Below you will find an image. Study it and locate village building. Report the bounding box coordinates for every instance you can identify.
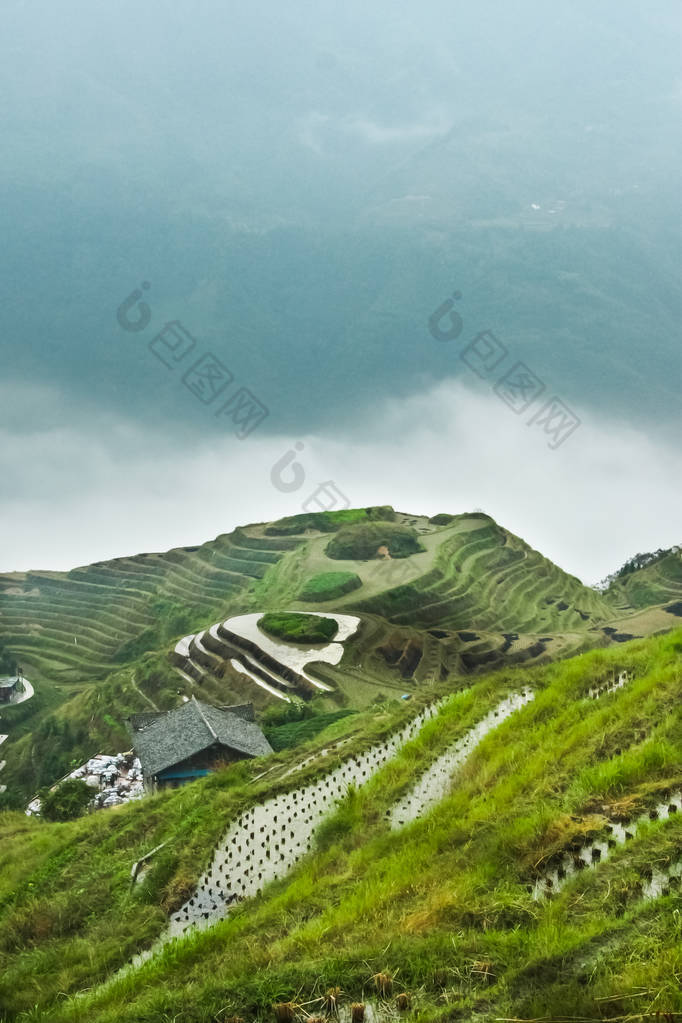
[0,677,21,704]
[128,697,273,791]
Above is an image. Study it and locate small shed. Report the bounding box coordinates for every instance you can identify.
[0,678,20,704]
[128,697,273,791]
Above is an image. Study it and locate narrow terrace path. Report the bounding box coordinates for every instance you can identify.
[130,675,159,712]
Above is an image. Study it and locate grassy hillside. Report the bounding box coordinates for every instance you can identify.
[0,629,679,1021]
[606,547,682,612]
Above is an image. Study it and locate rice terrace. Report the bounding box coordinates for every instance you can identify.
[0,506,681,1021]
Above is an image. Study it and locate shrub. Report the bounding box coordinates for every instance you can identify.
[429,513,455,525]
[0,642,16,676]
[41,779,93,822]
[365,505,396,521]
[326,523,424,561]
[259,612,339,644]
[299,571,363,602]
[265,506,395,536]
[260,698,311,728]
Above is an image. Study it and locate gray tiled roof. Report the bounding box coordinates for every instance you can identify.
[129,698,272,778]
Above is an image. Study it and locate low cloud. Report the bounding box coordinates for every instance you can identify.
[340,110,451,145]
[297,107,450,155]
[0,379,679,584]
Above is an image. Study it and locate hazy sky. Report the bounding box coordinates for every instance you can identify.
[1,1,680,582]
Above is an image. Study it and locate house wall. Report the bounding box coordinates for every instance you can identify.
[152,744,250,791]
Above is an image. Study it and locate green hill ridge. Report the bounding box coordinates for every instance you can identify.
[0,509,679,804]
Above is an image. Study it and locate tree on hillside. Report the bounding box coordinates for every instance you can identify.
[41,779,93,822]
[0,643,16,676]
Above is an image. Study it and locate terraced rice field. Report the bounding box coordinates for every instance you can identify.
[127,647,677,987]
[0,529,301,682]
[350,517,614,634]
[389,689,535,827]
[144,693,457,950]
[532,787,682,900]
[1,509,679,809]
[0,626,680,1022]
[1,511,675,703]
[173,611,360,703]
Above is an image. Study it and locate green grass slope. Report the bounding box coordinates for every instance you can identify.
[0,629,679,1021]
